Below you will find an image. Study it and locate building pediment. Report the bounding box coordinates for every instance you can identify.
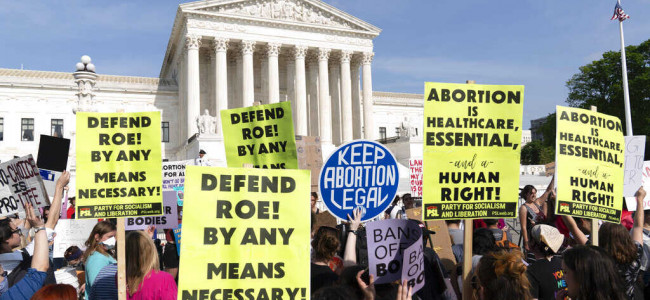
[180,0,380,35]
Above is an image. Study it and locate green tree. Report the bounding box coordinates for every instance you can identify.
[566,39,650,150]
[521,140,543,165]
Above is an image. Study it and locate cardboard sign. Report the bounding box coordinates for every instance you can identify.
[0,155,49,217]
[221,102,298,169]
[555,106,625,222]
[37,135,70,172]
[296,136,323,191]
[366,219,424,291]
[75,112,163,219]
[545,162,556,177]
[623,136,646,197]
[319,140,399,221]
[423,82,524,220]
[405,208,457,273]
[625,160,650,211]
[177,166,311,299]
[409,159,423,198]
[53,219,98,258]
[125,191,178,230]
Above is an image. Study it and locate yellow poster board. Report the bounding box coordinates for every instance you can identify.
[423,82,524,220]
[178,166,311,299]
[555,106,625,223]
[75,112,163,218]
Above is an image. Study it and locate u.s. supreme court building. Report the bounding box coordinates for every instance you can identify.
[0,0,425,192]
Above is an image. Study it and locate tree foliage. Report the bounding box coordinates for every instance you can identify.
[566,39,650,146]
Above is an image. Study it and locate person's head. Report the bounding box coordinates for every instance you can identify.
[64,245,84,266]
[562,245,626,300]
[519,185,537,203]
[199,149,206,158]
[311,192,318,208]
[68,197,76,207]
[530,225,563,257]
[392,195,400,206]
[483,219,499,228]
[31,284,77,300]
[599,222,638,265]
[312,285,355,300]
[402,193,414,209]
[445,219,461,227]
[312,226,340,263]
[0,218,23,250]
[477,250,532,300]
[473,228,497,256]
[126,231,160,295]
[84,220,117,260]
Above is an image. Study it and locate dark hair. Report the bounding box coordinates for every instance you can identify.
[445,220,461,225]
[392,195,400,206]
[64,246,83,261]
[312,285,355,300]
[473,228,497,256]
[311,192,318,200]
[338,265,366,299]
[599,222,638,265]
[312,226,340,262]
[311,212,316,231]
[562,245,626,300]
[478,250,532,300]
[484,219,499,227]
[31,284,77,300]
[519,185,536,200]
[0,218,14,244]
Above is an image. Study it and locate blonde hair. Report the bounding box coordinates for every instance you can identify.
[126,231,160,295]
[83,221,116,261]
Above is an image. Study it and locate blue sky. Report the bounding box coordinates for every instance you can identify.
[1,0,649,128]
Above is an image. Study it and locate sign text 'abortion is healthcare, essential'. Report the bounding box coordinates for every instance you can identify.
[319,140,399,221]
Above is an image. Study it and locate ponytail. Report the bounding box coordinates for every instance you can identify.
[478,250,532,300]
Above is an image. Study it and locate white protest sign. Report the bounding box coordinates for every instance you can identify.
[624,136,646,197]
[162,160,188,192]
[53,219,98,258]
[626,161,650,211]
[409,159,423,198]
[0,155,49,217]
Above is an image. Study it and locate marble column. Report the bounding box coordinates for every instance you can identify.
[293,46,308,135]
[267,43,281,104]
[329,60,341,145]
[241,40,256,107]
[339,50,353,143]
[235,53,243,107]
[318,48,332,143]
[351,60,362,140]
[185,34,201,138]
[286,58,296,126]
[362,52,375,140]
[307,55,319,136]
[213,38,229,135]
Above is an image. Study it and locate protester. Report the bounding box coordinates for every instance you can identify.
[65,197,76,219]
[562,187,645,299]
[559,245,626,300]
[476,250,532,300]
[311,226,340,294]
[519,176,554,251]
[471,228,498,270]
[83,220,117,299]
[0,171,68,289]
[343,208,362,267]
[0,203,50,300]
[311,192,320,214]
[525,225,565,300]
[126,230,177,299]
[194,149,209,166]
[31,284,77,300]
[484,219,512,246]
[445,220,463,245]
[385,195,402,219]
[54,246,84,295]
[161,229,179,281]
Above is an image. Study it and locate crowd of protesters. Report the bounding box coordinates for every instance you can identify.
[0,165,648,300]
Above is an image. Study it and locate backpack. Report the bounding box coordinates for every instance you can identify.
[495,230,519,250]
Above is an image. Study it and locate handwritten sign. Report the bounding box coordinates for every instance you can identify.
[409,159,423,198]
[0,155,49,217]
[53,219,98,258]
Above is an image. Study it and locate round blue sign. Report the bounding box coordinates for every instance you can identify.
[319,140,399,221]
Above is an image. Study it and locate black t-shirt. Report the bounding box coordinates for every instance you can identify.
[311,263,338,294]
[526,256,566,300]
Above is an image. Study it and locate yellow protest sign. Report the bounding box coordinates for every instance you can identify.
[423,82,524,220]
[221,102,298,169]
[555,106,625,223]
[178,166,311,299]
[76,112,163,218]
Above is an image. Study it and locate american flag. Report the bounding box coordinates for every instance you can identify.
[611,3,630,21]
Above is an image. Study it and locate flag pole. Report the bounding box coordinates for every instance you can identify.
[617,0,633,136]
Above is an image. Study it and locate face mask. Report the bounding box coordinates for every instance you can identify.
[101,237,116,249]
